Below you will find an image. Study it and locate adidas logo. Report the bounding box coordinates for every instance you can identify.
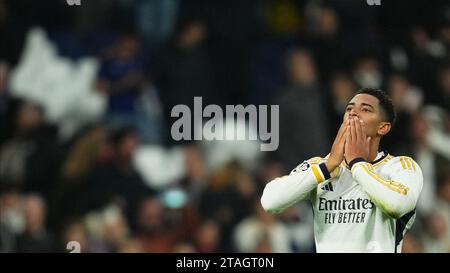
[321,183,334,192]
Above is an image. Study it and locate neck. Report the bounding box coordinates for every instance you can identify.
[367,137,381,162]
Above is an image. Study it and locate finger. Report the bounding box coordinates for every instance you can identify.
[343,115,349,126]
[344,119,351,143]
[359,119,367,139]
[336,123,345,140]
[360,120,368,146]
[345,126,350,148]
[337,123,346,143]
[346,117,351,131]
[337,118,348,137]
[344,128,350,160]
[354,117,363,142]
[340,126,348,146]
[336,119,349,144]
[350,119,356,143]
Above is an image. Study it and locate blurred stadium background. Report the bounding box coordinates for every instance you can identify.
[0,0,449,253]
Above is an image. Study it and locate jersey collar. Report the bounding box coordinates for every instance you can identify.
[342,151,390,169]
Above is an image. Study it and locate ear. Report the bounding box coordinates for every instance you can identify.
[377,122,391,136]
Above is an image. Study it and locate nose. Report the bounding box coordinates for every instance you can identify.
[349,108,359,118]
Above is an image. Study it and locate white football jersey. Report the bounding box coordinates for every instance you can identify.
[261,151,423,253]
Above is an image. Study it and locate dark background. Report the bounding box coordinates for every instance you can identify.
[0,0,449,253]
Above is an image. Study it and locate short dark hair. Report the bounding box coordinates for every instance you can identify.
[356,88,396,126]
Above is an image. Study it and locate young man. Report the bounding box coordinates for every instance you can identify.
[261,88,423,253]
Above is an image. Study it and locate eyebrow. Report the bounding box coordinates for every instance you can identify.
[346,102,375,110]
[361,103,375,110]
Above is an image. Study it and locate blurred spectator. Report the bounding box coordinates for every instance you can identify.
[135,196,197,252]
[117,239,143,253]
[50,124,111,230]
[402,233,424,253]
[83,203,131,253]
[0,61,11,144]
[408,27,442,101]
[60,220,88,253]
[263,0,302,37]
[61,124,110,182]
[254,159,285,195]
[388,75,423,114]
[102,205,130,245]
[0,0,29,66]
[273,48,330,170]
[419,210,450,252]
[435,64,450,110]
[305,6,347,81]
[422,106,450,160]
[179,145,208,203]
[352,55,383,89]
[135,0,180,48]
[409,112,436,215]
[153,17,211,145]
[383,74,423,154]
[326,72,356,133]
[0,191,23,246]
[79,126,155,230]
[73,0,118,35]
[0,220,16,252]
[278,203,315,253]
[233,198,291,253]
[428,167,450,252]
[135,197,167,251]
[98,33,161,143]
[193,219,221,253]
[171,242,196,253]
[407,111,450,215]
[199,161,257,252]
[437,22,450,56]
[98,33,144,115]
[0,102,40,191]
[328,0,379,55]
[0,192,17,253]
[0,100,61,200]
[16,194,56,252]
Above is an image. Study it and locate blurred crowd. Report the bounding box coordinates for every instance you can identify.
[0,0,450,253]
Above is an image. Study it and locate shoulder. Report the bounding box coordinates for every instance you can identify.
[381,155,424,193]
[385,155,421,172]
[307,156,325,164]
[290,156,325,174]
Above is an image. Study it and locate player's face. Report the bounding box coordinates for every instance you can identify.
[344,94,390,137]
